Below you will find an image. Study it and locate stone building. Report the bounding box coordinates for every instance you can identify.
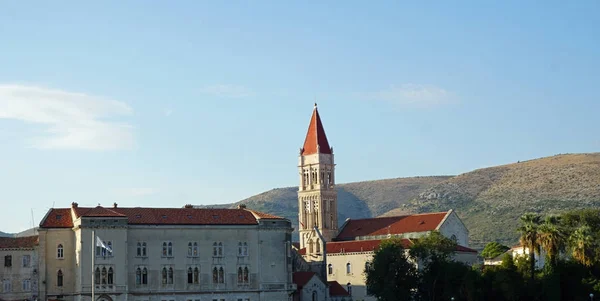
[291,272,349,301]
[37,203,295,301]
[295,105,478,301]
[0,235,40,301]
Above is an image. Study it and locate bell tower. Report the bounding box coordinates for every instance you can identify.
[298,103,338,260]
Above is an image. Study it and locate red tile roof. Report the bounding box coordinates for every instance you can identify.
[0,236,39,249]
[293,271,317,288]
[335,211,449,241]
[301,104,332,155]
[39,208,73,228]
[328,281,350,296]
[40,206,284,228]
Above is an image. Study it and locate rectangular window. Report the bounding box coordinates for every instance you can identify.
[3,280,11,292]
[4,255,11,267]
[238,242,248,257]
[22,279,30,291]
[213,242,223,257]
[22,255,30,267]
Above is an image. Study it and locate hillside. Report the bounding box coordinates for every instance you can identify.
[0,231,13,237]
[230,153,600,248]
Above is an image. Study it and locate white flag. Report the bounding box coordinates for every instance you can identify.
[96,236,113,253]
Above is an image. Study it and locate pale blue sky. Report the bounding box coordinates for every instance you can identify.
[1,1,599,233]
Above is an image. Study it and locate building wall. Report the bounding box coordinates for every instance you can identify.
[40,228,76,301]
[40,215,294,301]
[325,252,379,301]
[0,247,39,301]
[511,247,546,269]
[437,211,469,247]
[296,276,328,301]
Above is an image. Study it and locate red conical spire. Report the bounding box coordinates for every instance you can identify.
[301,103,332,155]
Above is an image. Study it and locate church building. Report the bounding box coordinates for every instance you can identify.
[295,104,478,301]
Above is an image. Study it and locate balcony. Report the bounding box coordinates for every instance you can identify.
[81,285,127,293]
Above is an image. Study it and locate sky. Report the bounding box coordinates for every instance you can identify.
[0,1,599,233]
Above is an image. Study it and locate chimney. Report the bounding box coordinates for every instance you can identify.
[238,204,247,209]
[184,204,193,209]
[113,202,118,208]
[71,202,78,208]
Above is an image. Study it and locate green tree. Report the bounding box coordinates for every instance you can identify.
[538,215,566,269]
[481,242,510,259]
[365,238,418,301]
[409,230,457,263]
[569,225,595,267]
[517,212,541,280]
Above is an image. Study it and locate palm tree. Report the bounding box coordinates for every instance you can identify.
[538,215,566,269]
[569,225,595,267]
[517,213,541,280]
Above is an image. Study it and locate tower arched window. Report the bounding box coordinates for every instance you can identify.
[107,267,113,284]
[168,267,173,284]
[135,268,141,285]
[101,267,107,284]
[308,239,313,254]
[218,267,224,283]
[57,270,63,287]
[316,239,321,253]
[187,267,193,284]
[193,267,199,284]
[95,267,101,284]
[142,268,148,284]
[57,244,64,259]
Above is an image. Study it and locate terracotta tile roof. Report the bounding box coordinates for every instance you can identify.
[39,208,73,228]
[0,235,39,249]
[40,206,283,228]
[246,209,284,219]
[328,281,350,296]
[75,206,127,217]
[293,271,317,288]
[335,211,449,241]
[301,105,332,155]
[298,247,306,255]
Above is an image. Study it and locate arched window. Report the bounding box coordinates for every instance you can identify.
[237,267,243,283]
[212,267,218,283]
[136,243,142,256]
[101,267,107,284]
[188,242,193,256]
[162,267,167,284]
[193,267,199,284]
[218,242,223,256]
[328,264,333,275]
[107,267,113,284]
[135,268,141,285]
[168,267,173,284]
[451,234,457,242]
[213,242,223,257]
[162,242,168,257]
[347,283,352,295]
[312,291,318,301]
[187,267,193,284]
[316,239,321,253]
[141,242,147,257]
[243,267,249,283]
[142,268,148,284]
[95,267,101,284]
[346,263,352,274]
[57,270,63,287]
[218,267,224,283]
[193,242,198,257]
[167,242,173,257]
[57,244,64,259]
[308,240,313,254]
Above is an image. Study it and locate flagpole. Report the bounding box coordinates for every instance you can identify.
[92,229,95,301]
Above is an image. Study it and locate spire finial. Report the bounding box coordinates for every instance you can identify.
[314,102,317,109]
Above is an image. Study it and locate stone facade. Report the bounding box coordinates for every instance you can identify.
[38,204,295,301]
[0,236,39,301]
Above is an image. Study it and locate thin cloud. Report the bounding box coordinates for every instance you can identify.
[368,84,455,108]
[0,84,135,150]
[164,108,174,117]
[198,84,253,98]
